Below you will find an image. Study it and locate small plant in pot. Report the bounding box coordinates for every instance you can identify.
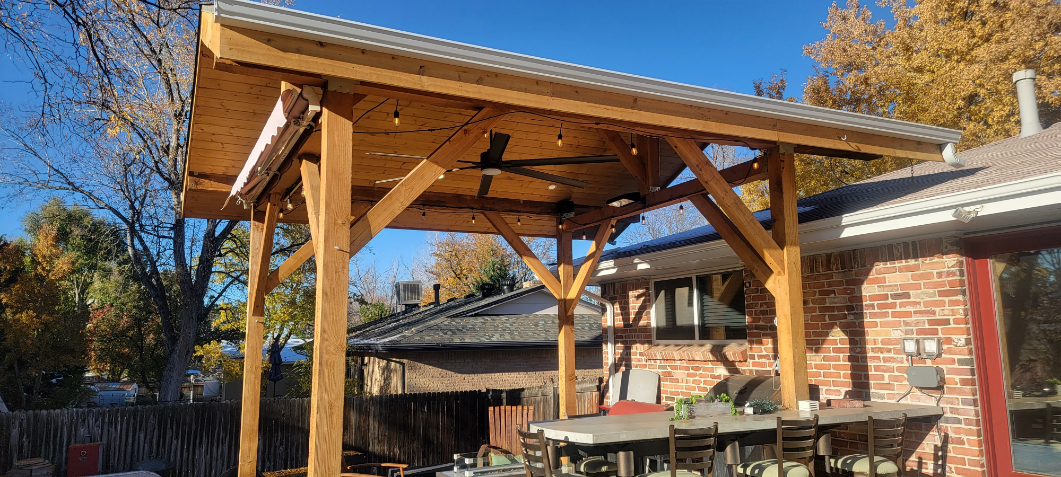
[1047,378,1061,395]
[744,399,780,415]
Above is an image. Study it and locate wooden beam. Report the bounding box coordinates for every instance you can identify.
[766,145,810,409]
[717,272,743,307]
[238,192,280,477]
[640,136,661,191]
[347,107,505,254]
[209,24,947,162]
[307,89,356,477]
[556,221,576,419]
[598,129,648,192]
[566,157,766,231]
[568,218,615,301]
[688,194,775,288]
[300,156,323,250]
[668,138,785,274]
[483,210,562,297]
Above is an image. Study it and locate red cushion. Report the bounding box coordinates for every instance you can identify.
[607,400,667,415]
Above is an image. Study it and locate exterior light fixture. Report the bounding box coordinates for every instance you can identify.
[482,167,502,176]
[678,203,685,215]
[392,99,400,127]
[547,184,557,190]
[557,123,563,147]
[516,215,521,227]
[630,134,638,156]
[752,160,760,170]
[920,338,942,359]
[952,206,982,223]
[471,213,476,225]
[902,338,919,357]
[285,198,294,210]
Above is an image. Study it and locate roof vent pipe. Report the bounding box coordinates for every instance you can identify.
[432,283,441,306]
[1013,69,1043,137]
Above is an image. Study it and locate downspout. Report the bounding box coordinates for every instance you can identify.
[581,290,616,378]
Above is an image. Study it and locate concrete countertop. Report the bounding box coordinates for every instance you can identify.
[530,401,943,445]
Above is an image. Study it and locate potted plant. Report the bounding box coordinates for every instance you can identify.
[1047,378,1061,396]
[744,399,780,415]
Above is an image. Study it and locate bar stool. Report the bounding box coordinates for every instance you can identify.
[827,414,907,477]
[632,423,719,477]
[737,415,819,477]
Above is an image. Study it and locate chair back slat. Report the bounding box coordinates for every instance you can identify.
[669,424,718,477]
[867,413,908,476]
[517,427,554,477]
[775,415,819,469]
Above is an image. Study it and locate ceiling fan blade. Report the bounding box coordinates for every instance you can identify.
[476,174,493,197]
[486,132,511,161]
[502,155,620,167]
[506,167,588,188]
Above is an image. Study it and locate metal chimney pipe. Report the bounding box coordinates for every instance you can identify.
[1013,69,1043,137]
[432,283,441,305]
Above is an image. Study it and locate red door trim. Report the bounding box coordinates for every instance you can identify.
[965,225,1061,477]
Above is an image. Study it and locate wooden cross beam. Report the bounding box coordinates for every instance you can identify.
[483,211,561,297]
[564,158,766,232]
[597,129,648,193]
[237,192,280,477]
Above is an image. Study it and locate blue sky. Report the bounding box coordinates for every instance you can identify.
[0,0,873,272]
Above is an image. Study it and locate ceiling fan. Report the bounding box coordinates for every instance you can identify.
[456,132,620,197]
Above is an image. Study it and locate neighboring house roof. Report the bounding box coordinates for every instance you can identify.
[221,337,307,362]
[348,285,603,352]
[94,382,138,392]
[591,122,1061,281]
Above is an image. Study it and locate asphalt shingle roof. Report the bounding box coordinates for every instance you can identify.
[596,123,1061,263]
[347,285,603,352]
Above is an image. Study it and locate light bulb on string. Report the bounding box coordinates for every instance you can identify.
[421,208,426,220]
[285,198,293,210]
[471,213,476,225]
[392,99,400,127]
[557,123,563,147]
[630,133,638,156]
[517,215,522,227]
[640,214,646,225]
[752,160,760,170]
[611,224,616,234]
[678,203,685,215]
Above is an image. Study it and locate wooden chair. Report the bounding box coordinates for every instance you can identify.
[518,427,561,477]
[636,423,719,477]
[827,414,907,477]
[738,415,819,477]
[341,463,408,477]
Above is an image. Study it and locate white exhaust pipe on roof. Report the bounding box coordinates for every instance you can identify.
[1013,69,1043,138]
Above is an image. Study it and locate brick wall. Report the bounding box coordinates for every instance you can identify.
[358,347,604,394]
[600,236,985,476]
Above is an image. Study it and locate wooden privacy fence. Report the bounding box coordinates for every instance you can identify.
[487,406,534,454]
[0,391,492,477]
[489,379,602,421]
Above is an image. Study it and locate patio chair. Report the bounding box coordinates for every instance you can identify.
[636,423,719,477]
[517,427,576,477]
[600,370,661,413]
[827,414,907,477]
[737,415,819,477]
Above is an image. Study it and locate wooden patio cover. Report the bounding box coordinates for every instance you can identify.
[184,1,963,476]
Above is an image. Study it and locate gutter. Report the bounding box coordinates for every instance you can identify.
[210,0,961,146]
[580,290,616,379]
[348,339,604,353]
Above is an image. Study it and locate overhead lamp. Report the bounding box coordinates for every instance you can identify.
[752,160,760,170]
[517,215,522,227]
[285,198,293,210]
[640,214,646,225]
[678,203,684,215]
[629,134,638,156]
[606,192,642,208]
[471,213,476,224]
[482,167,502,176]
[547,184,557,190]
[557,123,564,147]
[393,99,400,127]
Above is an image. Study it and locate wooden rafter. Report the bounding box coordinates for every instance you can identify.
[688,194,774,288]
[483,210,561,297]
[346,107,506,255]
[568,218,615,301]
[639,135,661,191]
[300,156,323,251]
[598,129,648,191]
[349,186,587,217]
[565,157,766,232]
[238,192,280,477]
[667,138,785,275]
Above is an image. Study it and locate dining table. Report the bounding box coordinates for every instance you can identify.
[529,401,944,477]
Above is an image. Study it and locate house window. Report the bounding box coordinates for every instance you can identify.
[652,271,747,343]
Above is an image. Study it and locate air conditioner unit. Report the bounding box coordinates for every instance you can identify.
[394,281,423,305]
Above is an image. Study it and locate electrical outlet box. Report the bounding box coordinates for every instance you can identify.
[907,366,945,388]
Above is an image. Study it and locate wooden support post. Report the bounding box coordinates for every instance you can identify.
[639,136,660,191]
[556,221,576,419]
[767,145,810,409]
[237,192,280,477]
[307,89,356,477]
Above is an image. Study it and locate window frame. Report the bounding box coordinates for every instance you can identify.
[649,269,747,345]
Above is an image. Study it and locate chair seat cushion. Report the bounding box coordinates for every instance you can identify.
[578,458,618,474]
[829,454,900,475]
[608,400,668,415]
[736,460,810,477]
[635,470,702,477]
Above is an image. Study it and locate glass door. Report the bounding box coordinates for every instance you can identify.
[990,248,1061,476]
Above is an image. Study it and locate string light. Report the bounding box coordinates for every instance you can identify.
[630,133,638,156]
[582,232,587,240]
[517,215,522,227]
[640,214,646,225]
[485,129,490,139]
[285,198,293,210]
[557,123,563,147]
[392,99,400,127]
[471,212,476,224]
[278,211,284,219]
[611,224,616,234]
[678,203,685,215]
[438,173,445,180]
[421,207,426,220]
